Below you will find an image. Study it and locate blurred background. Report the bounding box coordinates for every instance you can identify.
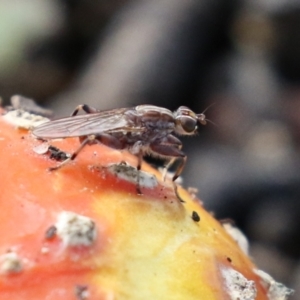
[1,0,300,295]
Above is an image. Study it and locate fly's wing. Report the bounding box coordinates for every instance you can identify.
[32,107,143,139]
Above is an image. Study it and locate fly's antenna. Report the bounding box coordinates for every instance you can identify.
[197,103,217,127]
[205,118,217,127]
[202,102,215,114]
[197,113,207,125]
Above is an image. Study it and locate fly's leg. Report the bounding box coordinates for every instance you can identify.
[136,152,143,195]
[162,153,182,182]
[151,144,186,183]
[158,135,183,181]
[149,141,186,201]
[71,104,98,116]
[99,136,143,195]
[49,133,123,171]
[152,146,186,182]
[49,135,96,171]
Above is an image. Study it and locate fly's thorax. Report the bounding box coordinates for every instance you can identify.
[135,105,173,117]
[134,105,175,132]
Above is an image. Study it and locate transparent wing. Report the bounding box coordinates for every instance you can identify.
[33,107,143,138]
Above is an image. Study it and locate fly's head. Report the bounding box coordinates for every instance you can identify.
[174,106,207,135]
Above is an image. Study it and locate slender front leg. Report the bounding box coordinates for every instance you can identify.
[152,135,183,181]
[162,152,182,182]
[150,142,186,201]
[150,143,186,182]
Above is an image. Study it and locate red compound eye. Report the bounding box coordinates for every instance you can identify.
[180,115,197,133]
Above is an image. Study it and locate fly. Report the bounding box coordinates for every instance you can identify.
[32,104,207,194]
